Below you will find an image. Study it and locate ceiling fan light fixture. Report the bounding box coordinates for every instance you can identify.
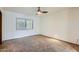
[36,7,48,15]
[37,11,42,15]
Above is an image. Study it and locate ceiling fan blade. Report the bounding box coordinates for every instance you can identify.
[42,11,48,13]
[37,7,41,11]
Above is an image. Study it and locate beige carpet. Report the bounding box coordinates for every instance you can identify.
[0,35,79,52]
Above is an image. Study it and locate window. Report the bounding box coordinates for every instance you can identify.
[16,18,33,30]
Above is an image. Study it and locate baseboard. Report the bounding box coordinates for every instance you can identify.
[40,34,79,45]
[3,34,79,46]
[3,34,40,41]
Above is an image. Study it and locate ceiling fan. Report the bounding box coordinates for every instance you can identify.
[36,7,48,15]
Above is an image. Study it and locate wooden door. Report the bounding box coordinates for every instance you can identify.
[0,11,2,44]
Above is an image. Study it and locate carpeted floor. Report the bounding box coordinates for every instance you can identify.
[0,35,79,52]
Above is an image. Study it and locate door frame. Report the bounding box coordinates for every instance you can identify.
[0,10,2,44]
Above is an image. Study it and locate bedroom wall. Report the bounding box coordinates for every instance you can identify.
[40,8,79,44]
[2,10,40,40]
[67,8,79,44]
[40,9,68,41]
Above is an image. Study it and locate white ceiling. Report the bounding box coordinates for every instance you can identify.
[2,7,69,15]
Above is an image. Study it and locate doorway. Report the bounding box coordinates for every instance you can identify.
[0,11,2,44]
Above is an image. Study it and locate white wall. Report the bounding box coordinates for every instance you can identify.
[40,8,79,44]
[2,10,40,40]
[40,9,68,41]
[67,8,79,44]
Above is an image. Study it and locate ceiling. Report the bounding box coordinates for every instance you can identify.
[2,7,69,15]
